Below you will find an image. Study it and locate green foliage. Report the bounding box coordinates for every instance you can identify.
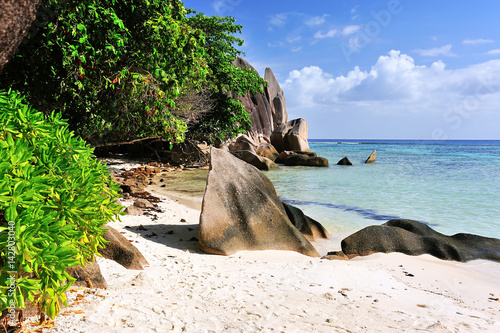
[0,1,267,146]
[186,14,267,145]
[0,89,122,319]
[0,0,207,145]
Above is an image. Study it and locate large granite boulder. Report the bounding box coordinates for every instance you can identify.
[255,142,279,161]
[271,118,311,153]
[264,67,288,128]
[341,219,500,262]
[275,151,317,163]
[228,134,258,153]
[283,153,329,167]
[231,150,279,170]
[99,225,149,270]
[199,148,320,257]
[233,57,274,137]
[282,202,330,242]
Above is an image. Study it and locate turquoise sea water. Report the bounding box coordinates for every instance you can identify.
[266,140,500,241]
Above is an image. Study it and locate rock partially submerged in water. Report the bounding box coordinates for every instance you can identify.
[365,150,376,164]
[282,202,330,242]
[199,148,320,257]
[276,151,329,167]
[341,219,500,262]
[337,157,353,165]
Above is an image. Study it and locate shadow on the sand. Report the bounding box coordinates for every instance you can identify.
[124,223,202,253]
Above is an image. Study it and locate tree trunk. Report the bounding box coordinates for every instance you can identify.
[0,0,42,74]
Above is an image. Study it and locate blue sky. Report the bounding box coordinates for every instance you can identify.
[184,0,500,139]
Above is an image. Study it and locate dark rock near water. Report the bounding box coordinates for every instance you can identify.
[337,157,353,165]
[283,153,329,167]
[231,150,279,170]
[365,150,376,164]
[341,219,500,262]
[276,151,317,163]
[271,118,311,153]
[282,202,330,242]
[99,225,149,270]
[199,148,320,257]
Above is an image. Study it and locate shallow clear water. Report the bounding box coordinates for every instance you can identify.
[266,140,500,240]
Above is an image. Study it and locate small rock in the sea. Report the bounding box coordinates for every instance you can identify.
[145,232,157,238]
[137,225,147,231]
[166,230,174,235]
[189,237,199,242]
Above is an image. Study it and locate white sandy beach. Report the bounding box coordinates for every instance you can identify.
[23,185,500,333]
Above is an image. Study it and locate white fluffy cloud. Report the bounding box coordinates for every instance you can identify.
[283,50,500,115]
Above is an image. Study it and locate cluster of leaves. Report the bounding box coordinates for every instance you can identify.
[186,14,267,145]
[0,0,207,145]
[0,89,123,318]
[0,0,267,146]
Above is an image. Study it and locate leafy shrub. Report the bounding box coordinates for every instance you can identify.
[0,89,122,319]
[0,0,207,145]
[186,14,267,145]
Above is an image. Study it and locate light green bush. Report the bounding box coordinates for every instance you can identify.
[0,89,122,319]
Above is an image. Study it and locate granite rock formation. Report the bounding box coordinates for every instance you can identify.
[337,157,353,166]
[66,261,108,289]
[271,118,311,153]
[232,57,274,137]
[264,67,288,129]
[341,219,500,262]
[283,153,329,167]
[282,202,330,242]
[99,225,149,270]
[231,150,279,170]
[199,148,320,257]
[365,150,376,164]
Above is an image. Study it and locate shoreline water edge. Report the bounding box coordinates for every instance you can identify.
[19,159,500,332]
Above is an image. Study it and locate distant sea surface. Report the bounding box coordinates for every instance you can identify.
[266,139,500,241]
